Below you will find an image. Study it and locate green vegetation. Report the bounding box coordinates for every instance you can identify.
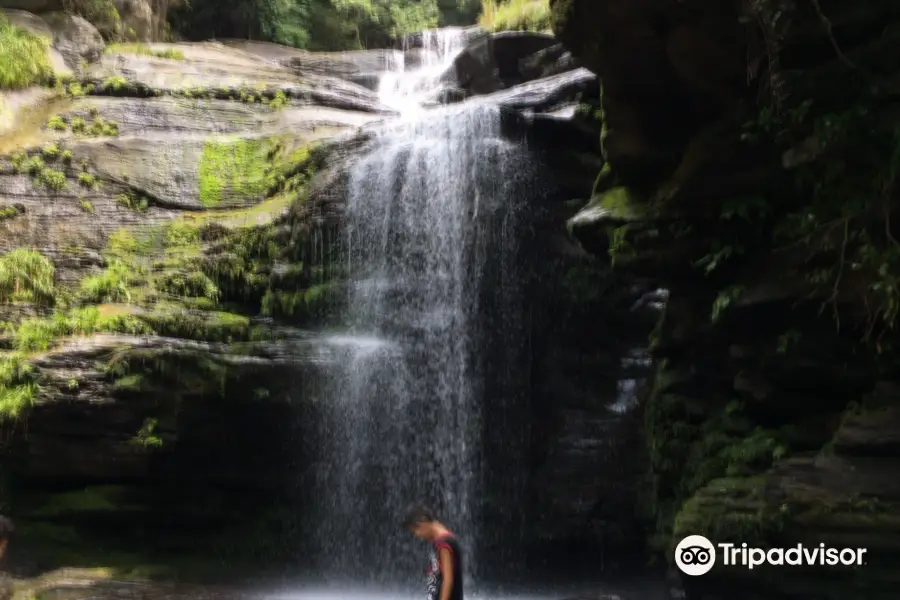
[46,114,119,137]
[62,0,121,34]
[478,0,551,32]
[102,75,128,92]
[4,307,149,352]
[11,150,73,192]
[198,139,269,207]
[115,191,149,211]
[0,353,39,422]
[77,172,98,189]
[0,249,56,306]
[38,168,67,191]
[0,14,53,90]
[105,43,185,60]
[79,199,95,213]
[169,0,470,51]
[0,205,24,221]
[47,116,67,131]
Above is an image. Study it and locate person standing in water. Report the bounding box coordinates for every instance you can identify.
[404,504,463,600]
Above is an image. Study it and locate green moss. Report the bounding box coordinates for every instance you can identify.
[61,149,73,164]
[198,138,269,207]
[79,199,95,213]
[105,43,185,60]
[0,15,53,90]
[138,309,251,343]
[671,475,791,550]
[261,282,336,319]
[596,186,644,220]
[104,346,229,397]
[132,417,163,447]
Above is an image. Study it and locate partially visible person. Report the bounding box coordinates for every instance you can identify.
[404,504,463,600]
[0,514,14,600]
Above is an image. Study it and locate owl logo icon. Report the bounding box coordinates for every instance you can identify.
[675,535,716,576]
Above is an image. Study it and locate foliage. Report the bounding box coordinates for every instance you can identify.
[0,353,39,422]
[3,307,153,352]
[79,260,140,303]
[478,0,551,32]
[0,15,53,90]
[47,116,67,131]
[115,191,149,211]
[49,115,119,137]
[62,0,121,33]
[77,173,98,189]
[0,249,56,306]
[38,168,67,191]
[169,0,451,51]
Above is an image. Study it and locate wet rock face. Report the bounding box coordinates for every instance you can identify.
[553,0,900,598]
[0,29,385,573]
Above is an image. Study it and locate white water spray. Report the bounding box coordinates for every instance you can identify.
[377,28,468,113]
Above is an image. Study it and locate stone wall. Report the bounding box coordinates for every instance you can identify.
[552,0,900,598]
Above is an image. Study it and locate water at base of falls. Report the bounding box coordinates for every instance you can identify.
[307,29,534,590]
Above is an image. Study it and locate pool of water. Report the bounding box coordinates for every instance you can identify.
[255,580,672,600]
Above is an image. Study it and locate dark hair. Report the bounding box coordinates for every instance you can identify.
[0,515,13,540]
[403,504,436,528]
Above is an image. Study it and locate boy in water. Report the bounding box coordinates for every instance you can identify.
[404,504,463,600]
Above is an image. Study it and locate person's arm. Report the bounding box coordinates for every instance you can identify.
[438,547,454,600]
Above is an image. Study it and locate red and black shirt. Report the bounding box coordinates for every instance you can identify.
[425,532,463,600]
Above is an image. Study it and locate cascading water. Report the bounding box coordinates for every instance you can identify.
[377,28,468,113]
[309,28,534,590]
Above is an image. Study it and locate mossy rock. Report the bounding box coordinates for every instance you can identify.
[672,475,778,547]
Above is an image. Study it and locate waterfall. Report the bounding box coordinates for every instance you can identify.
[377,28,467,113]
[309,28,535,589]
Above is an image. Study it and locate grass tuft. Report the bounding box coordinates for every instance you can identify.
[0,15,53,90]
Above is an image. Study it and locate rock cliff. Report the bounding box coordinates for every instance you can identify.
[553,0,900,598]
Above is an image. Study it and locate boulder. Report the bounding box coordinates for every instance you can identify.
[480,67,597,112]
[39,11,105,68]
[519,43,580,80]
[115,0,154,41]
[449,30,559,95]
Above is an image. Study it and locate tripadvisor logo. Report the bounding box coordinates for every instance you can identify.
[674,535,868,576]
